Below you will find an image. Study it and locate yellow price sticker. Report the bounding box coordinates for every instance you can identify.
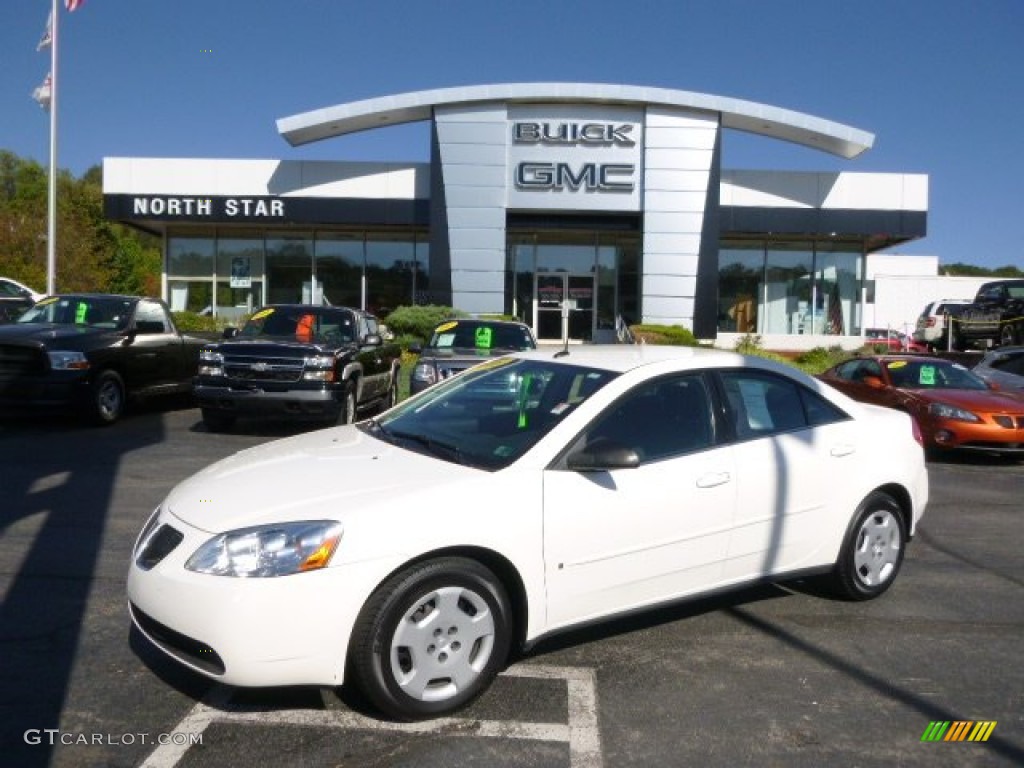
[35,296,58,306]
[250,308,275,321]
[435,321,459,333]
[887,361,908,369]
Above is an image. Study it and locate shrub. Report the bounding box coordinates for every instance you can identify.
[384,305,468,344]
[629,324,699,346]
[172,311,221,333]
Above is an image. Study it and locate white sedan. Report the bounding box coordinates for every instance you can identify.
[127,346,928,719]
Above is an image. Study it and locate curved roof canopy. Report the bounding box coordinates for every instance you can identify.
[277,83,874,159]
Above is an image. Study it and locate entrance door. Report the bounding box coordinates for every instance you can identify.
[534,272,595,343]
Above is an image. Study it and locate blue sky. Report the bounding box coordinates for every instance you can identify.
[2,0,1022,270]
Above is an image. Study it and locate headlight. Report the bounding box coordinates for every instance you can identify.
[928,402,981,423]
[47,350,89,370]
[185,521,343,577]
[198,348,224,376]
[302,355,336,382]
[412,361,437,384]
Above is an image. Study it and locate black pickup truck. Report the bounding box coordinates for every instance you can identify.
[0,294,204,424]
[948,279,1024,350]
[194,304,402,431]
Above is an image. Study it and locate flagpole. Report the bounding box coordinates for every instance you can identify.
[46,0,59,296]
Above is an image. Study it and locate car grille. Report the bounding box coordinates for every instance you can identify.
[224,355,304,384]
[135,524,184,570]
[130,603,226,675]
[0,344,47,378]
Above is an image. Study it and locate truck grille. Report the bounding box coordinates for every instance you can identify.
[223,354,304,384]
[0,344,47,378]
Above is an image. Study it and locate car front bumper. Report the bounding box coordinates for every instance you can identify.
[126,509,389,688]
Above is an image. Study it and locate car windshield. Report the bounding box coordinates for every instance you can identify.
[885,360,988,390]
[426,320,535,353]
[16,295,134,330]
[368,357,618,470]
[238,307,355,344]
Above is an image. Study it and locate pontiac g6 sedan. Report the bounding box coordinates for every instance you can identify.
[128,347,928,720]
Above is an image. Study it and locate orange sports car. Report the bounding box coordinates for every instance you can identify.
[819,355,1024,456]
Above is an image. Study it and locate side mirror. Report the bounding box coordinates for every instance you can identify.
[222,327,239,339]
[566,438,640,472]
[408,342,422,354]
[363,333,382,347]
[862,375,885,389]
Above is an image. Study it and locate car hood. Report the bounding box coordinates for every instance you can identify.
[166,426,479,532]
[215,337,347,356]
[903,387,1024,411]
[0,323,114,346]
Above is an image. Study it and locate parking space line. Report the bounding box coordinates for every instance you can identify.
[140,663,602,768]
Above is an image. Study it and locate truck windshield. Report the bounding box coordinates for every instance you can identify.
[17,296,134,330]
[239,307,355,344]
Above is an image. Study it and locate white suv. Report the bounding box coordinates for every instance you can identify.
[913,299,970,350]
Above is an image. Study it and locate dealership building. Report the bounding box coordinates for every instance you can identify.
[103,83,928,346]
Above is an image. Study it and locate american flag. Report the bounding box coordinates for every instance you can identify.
[65,0,85,11]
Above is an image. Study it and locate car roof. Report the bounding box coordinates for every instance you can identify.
[435,317,530,328]
[507,344,765,374]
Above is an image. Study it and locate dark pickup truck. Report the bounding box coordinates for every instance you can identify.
[0,294,204,424]
[948,279,1024,350]
[194,304,402,431]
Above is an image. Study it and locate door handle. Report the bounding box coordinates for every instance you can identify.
[830,444,856,457]
[696,472,731,488]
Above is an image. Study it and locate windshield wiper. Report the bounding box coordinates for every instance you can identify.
[387,429,465,465]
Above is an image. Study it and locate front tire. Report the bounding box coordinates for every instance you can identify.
[999,322,1017,347]
[338,382,357,424]
[348,557,512,720]
[829,492,907,601]
[88,370,126,425]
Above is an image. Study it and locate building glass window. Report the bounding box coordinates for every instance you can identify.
[316,233,363,308]
[167,235,214,314]
[217,234,265,320]
[264,234,312,305]
[763,242,814,335]
[413,238,430,305]
[718,241,764,333]
[366,234,415,317]
[813,241,863,336]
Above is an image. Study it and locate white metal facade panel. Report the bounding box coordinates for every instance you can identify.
[641,108,719,329]
[436,103,509,313]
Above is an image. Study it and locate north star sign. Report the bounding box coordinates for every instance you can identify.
[130,196,286,218]
[511,121,637,194]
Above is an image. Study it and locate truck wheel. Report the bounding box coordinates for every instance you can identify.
[380,375,398,413]
[339,383,358,424]
[202,408,235,433]
[999,323,1017,347]
[88,370,126,425]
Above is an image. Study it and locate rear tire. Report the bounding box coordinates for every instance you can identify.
[348,557,512,720]
[828,492,907,601]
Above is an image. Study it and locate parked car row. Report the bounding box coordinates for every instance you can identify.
[0,294,401,428]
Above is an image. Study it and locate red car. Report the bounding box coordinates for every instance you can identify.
[819,354,1024,456]
[865,328,928,353]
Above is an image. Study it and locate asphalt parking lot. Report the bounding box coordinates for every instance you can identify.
[1,401,1022,768]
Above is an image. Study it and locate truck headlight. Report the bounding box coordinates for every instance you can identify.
[47,350,90,370]
[198,349,224,376]
[302,355,336,382]
[412,361,437,385]
[185,521,343,577]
